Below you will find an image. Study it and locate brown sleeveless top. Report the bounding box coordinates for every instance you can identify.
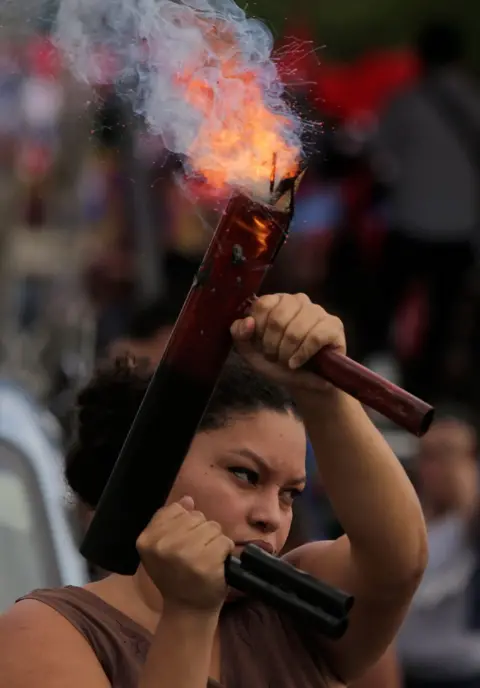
[17,586,331,687]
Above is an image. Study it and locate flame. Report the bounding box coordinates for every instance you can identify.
[176,22,300,198]
[235,214,271,256]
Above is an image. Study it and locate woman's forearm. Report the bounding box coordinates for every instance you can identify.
[138,605,218,688]
[296,388,427,589]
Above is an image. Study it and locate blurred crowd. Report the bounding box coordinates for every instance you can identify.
[2,16,480,688]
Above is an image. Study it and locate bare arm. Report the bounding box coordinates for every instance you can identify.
[350,645,402,688]
[285,390,427,682]
[139,604,218,688]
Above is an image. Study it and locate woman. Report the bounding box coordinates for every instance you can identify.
[0,293,427,687]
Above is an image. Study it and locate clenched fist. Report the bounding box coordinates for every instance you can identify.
[136,496,235,612]
[231,292,346,392]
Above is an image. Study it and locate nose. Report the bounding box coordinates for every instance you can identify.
[247,490,283,534]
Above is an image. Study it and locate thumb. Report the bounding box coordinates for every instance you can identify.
[230,316,255,342]
[178,495,195,511]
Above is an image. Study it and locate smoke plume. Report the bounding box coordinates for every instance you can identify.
[54,0,303,200]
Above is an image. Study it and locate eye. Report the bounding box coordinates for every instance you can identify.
[281,487,304,505]
[228,467,259,485]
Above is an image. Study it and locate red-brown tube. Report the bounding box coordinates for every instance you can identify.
[310,350,434,437]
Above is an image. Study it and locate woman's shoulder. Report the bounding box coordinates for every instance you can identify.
[0,593,111,688]
[16,584,151,639]
[1,585,151,687]
[4,587,96,641]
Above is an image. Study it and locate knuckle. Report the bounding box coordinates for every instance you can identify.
[206,520,222,534]
[312,304,327,319]
[136,532,148,552]
[267,314,286,332]
[138,536,168,563]
[295,292,311,304]
[138,520,168,550]
[332,315,345,332]
[167,502,185,516]
[145,506,168,530]
[285,328,299,344]
[254,297,271,312]
[311,329,327,346]
[221,536,235,553]
[151,538,169,557]
[190,510,206,524]
[256,294,281,312]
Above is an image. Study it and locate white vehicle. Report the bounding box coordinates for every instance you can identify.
[0,380,88,612]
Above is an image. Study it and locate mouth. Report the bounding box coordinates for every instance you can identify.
[236,540,276,555]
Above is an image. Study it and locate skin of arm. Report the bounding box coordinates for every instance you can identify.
[138,604,219,688]
[285,389,427,683]
[350,645,402,688]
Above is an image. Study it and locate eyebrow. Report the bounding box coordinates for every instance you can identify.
[230,448,307,485]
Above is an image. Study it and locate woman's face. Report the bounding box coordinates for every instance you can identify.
[168,409,307,556]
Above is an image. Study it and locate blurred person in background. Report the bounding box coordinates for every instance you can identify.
[107,297,179,364]
[367,20,480,400]
[397,406,480,688]
[0,41,22,170]
[17,35,65,227]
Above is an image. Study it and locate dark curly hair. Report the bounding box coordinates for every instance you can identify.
[66,353,301,508]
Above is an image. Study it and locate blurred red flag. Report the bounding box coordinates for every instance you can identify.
[277,24,419,122]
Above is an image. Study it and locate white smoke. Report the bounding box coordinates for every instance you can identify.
[54,0,303,200]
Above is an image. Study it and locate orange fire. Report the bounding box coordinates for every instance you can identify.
[235,214,271,256]
[176,22,300,199]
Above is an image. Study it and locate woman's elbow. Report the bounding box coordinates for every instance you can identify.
[350,645,402,688]
[361,514,428,597]
[398,512,429,591]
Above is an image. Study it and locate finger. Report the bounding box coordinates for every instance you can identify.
[203,533,235,563]
[248,293,284,339]
[230,316,255,342]
[178,495,195,511]
[188,521,224,551]
[289,316,345,369]
[177,509,208,533]
[277,307,326,364]
[261,294,304,359]
[146,500,191,531]
[142,506,205,546]
[153,511,210,550]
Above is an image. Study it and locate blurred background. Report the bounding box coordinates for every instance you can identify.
[1,2,480,686]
